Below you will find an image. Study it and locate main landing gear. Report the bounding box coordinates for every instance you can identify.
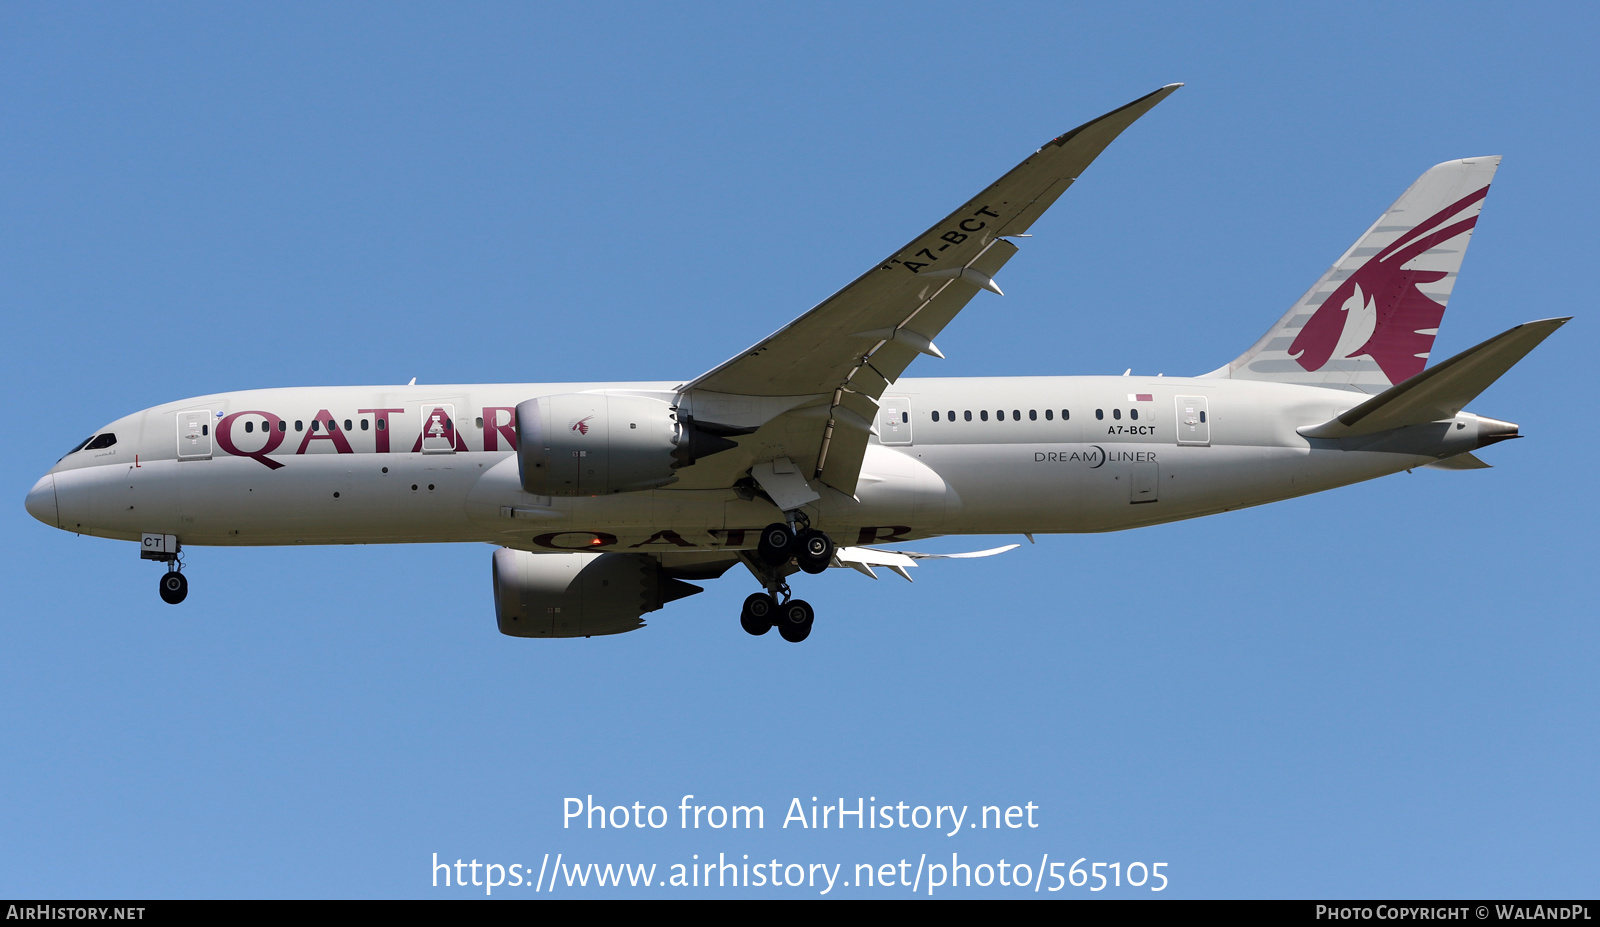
[757,520,834,574]
[740,592,815,643]
[742,519,832,643]
[740,593,775,636]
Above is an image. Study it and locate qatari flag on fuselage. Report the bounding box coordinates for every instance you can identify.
[1128,393,1153,402]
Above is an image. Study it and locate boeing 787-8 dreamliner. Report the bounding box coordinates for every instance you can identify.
[25,85,1565,643]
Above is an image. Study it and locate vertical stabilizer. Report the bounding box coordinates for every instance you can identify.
[1205,157,1500,393]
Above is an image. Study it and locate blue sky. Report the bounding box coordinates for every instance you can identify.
[2,2,1595,898]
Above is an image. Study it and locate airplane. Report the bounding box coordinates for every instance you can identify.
[24,84,1567,644]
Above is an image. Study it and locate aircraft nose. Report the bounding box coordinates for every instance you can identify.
[25,474,58,527]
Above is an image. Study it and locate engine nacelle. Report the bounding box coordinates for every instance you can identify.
[491,549,703,638]
[515,392,747,496]
[516,393,679,496]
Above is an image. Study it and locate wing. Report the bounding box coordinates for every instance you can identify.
[833,543,1022,581]
[676,84,1181,497]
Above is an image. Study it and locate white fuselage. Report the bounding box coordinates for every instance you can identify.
[30,375,1484,553]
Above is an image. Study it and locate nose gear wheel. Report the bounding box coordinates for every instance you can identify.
[158,570,188,605]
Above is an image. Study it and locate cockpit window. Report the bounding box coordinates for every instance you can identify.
[63,436,95,458]
[58,433,115,462]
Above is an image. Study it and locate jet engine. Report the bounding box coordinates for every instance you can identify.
[515,393,747,496]
[491,548,703,638]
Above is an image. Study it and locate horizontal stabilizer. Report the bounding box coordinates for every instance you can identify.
[1424,453,1492,470]
[1298,318,1568,438]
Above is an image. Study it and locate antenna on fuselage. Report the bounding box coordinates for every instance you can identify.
[407,377,416,386]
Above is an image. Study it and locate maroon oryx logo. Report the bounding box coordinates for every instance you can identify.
[570,416,594,436]
[1288,185,1488,385]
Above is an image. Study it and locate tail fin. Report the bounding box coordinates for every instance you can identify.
[1205,157,1501,393]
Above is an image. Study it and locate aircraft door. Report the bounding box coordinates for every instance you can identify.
[1176,396,1210,446]
[176,409,214,459]
[879,396,913,446]
[420,403,459,454]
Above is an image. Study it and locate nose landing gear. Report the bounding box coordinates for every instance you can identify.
[141,532,187,605]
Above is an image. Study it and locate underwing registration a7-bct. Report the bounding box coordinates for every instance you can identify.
[25,85,1566,643]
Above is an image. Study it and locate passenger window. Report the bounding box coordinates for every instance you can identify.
[361,420,369,431]
[963,411,971,422]
[1095,409,1104,420]
[901,412,908,423]
[980,410,988,421]
[932,411,940,422]
[1113,409,1121,420]
[1045,409,1053,421]
[1029,410,1037,421]
[1130,409,1139,421]
[279,421,287,432]
[377,419,386,431]
[1062,410,1070,420]
[475,417,484,429]
[947,410,955,421]
[202,424,209,435]
[311,420,320,432]
[344,419,353,431]
[1012,410,1020,421]
[1200,411,1207,423]
[296,421,304,432]
[245,421,254,433]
